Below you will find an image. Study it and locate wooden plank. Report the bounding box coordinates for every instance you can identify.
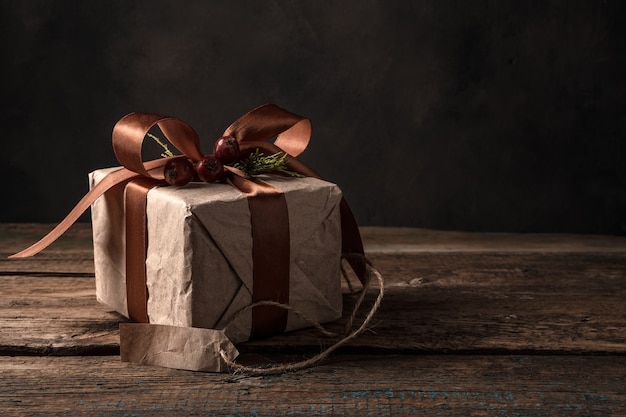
[1,251,624,355]
[361,226,626,253]
[0,254,94,275]
[0,275,122,355]
[0,354,624,416]
[0,223,94,254]
[4,223,626,256]
[0,223,94,274]
[1,224,625,415]
[249,252,626,355]
[1,224,624,354]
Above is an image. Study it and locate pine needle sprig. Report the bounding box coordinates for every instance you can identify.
[233,149,304,177]
[147,133,176,158]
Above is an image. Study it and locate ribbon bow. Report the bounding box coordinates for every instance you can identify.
[10,104,367,338]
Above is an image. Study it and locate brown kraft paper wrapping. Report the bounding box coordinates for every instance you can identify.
[90,168,343,345]
[120,323,239,372]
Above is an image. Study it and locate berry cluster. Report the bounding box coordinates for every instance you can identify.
[163,136,240,186]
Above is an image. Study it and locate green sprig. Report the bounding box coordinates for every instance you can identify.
[233,149,304,177]
[147,133,175,158]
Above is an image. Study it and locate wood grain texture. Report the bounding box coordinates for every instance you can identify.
[1,253,624,355]
[247,251,626,355]
[1,355,624,416]
[361,227,626,253]
[1,223,625,416]
[4,223,626,255]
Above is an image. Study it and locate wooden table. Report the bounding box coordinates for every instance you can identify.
[1,223,625,416]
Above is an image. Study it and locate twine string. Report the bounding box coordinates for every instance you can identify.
[218,255,384,375]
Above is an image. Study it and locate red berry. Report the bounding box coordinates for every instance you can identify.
[163,157,195,186]
[196,155,224,183]
[213,136,240,164]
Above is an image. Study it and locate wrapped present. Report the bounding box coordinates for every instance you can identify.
[90,168,343,344]
[10,104,374,373]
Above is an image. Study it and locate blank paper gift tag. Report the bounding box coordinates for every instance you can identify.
[120,323,239,372]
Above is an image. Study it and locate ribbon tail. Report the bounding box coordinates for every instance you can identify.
[8,167,141,259]
[9,159,170,259]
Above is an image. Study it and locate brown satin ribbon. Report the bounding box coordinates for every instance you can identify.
[250,190,290,338]
[124,177,161,323]
[229,173,290,338]
[9,103,368,338]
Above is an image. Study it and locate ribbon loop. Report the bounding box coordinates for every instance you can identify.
[224,104,311,157]
[156,118,204,162]
[112,113,204,179]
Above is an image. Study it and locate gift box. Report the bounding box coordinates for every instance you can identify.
[9,104,375,372]
[90,168,344,344]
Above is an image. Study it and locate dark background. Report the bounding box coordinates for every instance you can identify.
[2,0,625,234]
